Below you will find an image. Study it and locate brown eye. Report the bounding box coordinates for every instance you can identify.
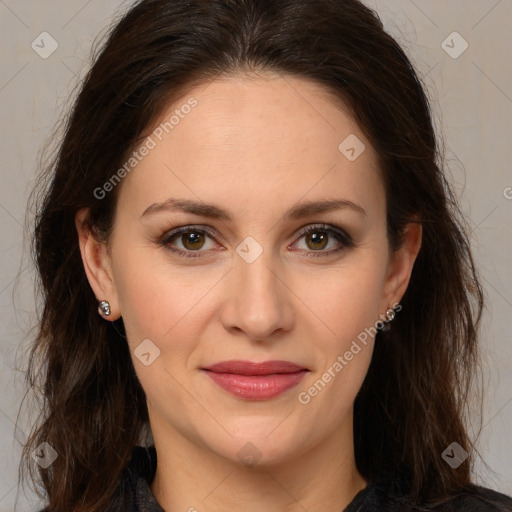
[159,223,353,260]
[305,231,329,251]
[291,224,355,258]
[160,226,218,258]
[179,231,206,250]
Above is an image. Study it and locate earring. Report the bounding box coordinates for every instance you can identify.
[385,307,396,322]
[380,306,396,332]
[98,300,111,317]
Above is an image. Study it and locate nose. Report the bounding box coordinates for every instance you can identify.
[219,247,294,342]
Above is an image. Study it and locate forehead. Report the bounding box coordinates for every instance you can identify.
[116,72,384,224]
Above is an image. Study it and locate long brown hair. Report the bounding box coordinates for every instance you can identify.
[18,0,485,510]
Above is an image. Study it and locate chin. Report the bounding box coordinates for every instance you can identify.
[202,430,305,469]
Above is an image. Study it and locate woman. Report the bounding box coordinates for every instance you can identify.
[18,0,512,511]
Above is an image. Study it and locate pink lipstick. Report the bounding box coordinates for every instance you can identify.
[201,360,309,400]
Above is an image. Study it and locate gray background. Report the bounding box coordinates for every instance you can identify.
[0,1,511,510]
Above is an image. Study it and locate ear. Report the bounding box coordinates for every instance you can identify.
[380,221,422,314]
[75,208,121,321]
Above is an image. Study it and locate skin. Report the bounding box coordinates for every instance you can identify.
[76,71,422,512]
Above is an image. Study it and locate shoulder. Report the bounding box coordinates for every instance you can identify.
[439,485,512,511]
[346,475,512,512]
[409,484,512,511]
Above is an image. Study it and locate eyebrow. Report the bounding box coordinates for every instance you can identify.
[140,197,367,220]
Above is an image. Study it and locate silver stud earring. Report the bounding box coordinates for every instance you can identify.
[98,300,111,317]
[385,307,396,322]
[380,306,396,332]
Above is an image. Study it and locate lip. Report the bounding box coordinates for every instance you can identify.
[201,360,309,400]
[202,360,307,375]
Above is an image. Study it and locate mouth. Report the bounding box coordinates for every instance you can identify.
[201,360,309,400]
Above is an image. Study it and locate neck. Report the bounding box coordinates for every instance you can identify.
[149,409,367,512]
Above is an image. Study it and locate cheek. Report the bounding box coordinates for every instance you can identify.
[296,292,376,424]
[111,245,220,349]
[112,250,215,406]
[290,254,386,399]
[294,258,387,339]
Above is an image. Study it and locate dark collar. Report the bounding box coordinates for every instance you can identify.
[115,445,164,512]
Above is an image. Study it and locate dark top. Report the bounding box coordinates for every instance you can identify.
[107,445,512,511]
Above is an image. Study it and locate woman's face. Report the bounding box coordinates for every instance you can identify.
[79,72,420,467]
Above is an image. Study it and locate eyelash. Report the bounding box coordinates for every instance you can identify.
[158,223,355,259]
